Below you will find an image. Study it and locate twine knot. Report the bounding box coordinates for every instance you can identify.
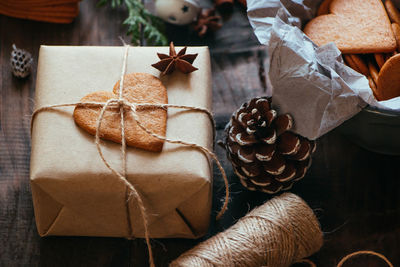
[116,98,127,107]
[101,98,133,109]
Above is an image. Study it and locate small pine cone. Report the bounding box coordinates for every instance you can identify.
[10,44,33,78]
[224,97,316,194]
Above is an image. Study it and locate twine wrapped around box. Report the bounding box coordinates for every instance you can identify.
[31,45,230,267]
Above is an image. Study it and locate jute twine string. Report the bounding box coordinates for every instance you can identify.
[170,193,324,267]
[336,250,393,267]
[168,190,394,267]
[31,45,230,267]
[298,250,393,267]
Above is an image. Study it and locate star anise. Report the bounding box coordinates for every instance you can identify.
[193,8,222,37]
[151,42,198,75]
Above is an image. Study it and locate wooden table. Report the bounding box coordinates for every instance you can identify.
[1,1,399,266]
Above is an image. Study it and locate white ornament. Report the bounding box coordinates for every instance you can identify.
[154,0,200,25]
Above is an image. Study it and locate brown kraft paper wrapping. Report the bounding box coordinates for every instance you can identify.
[30,46,213,239]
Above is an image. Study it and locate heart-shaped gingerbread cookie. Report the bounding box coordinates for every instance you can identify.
[73,73,168,152]
[304,0,397,54]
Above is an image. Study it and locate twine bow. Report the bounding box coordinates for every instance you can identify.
[31,45,229,267]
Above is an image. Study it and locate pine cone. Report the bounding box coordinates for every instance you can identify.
[224,97,316,193]
[10,44,33,78]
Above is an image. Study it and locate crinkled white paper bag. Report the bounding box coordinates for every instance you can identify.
[247,0,400,140]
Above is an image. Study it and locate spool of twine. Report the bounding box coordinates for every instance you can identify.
[170,193,323,267]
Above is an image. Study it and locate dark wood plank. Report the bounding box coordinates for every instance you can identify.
[0,1,132,266]
[1,0,400,267]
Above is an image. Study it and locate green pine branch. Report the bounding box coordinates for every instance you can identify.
[98,0,168,46]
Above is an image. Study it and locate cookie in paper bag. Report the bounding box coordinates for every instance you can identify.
[376,54,400,101]
[304,0,397,54]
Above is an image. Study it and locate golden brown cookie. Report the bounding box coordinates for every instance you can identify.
[377,53,400,100]
[391,23,400,51]
[368,61,380,87]
[304,0,396,54]
[374,53,386,69]
[317,0,333,16]
[349,54,369,76]
[385,0,400,24]
[343,54,361,72]
[367,76,379,99]
[74,73,168,152]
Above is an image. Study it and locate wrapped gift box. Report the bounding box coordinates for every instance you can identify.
[30,46,213,238]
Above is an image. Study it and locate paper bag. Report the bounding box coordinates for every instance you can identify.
[247,0,400,139]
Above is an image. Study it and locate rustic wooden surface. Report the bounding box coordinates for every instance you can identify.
[1,1,399,266]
